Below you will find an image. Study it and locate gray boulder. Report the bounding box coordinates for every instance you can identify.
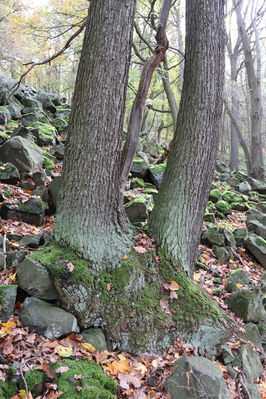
[50,143,64,160]
[82,328,108,351]
[36,90,56,113]
[21,297,79,338]
[147,163,166,189]
[0,109,11,125]
[225,288,265,322]
[225,269,250,293]
[12,126,34,142]
[233,227,248,247]
[0,136,43,173]
[0,285,17,322]
[7,250,26,268]
[48,176,62,208]
[0,197,45,226]
[238,323,263,350]
[0,162,20,184]
[16,257,58,300]
[237,344,263,383]
[125,197,149,223]
[164,355,230,399]
[246,208,266,239]
[215,161,230,174]
[238,181,252,194]
[245,233,266,267]
[7,98,23,119]
[201,229,225,247]
[130,157,149,179]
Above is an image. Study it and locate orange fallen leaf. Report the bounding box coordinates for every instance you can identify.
[105,359,131,375]
[169,280,180,291]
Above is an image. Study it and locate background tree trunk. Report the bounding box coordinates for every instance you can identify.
[150,0,225,277]
[53,0,136,271]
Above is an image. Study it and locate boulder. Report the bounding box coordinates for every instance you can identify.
[12,126,34,142]
[0,162,20,184]
[48,176,62,208]
[246,208,266,239]
[225,269,250,293]
[0,108,11,125]
[16,257,58,300]
[50,143,64,160]
[125,197,149,223]
[164,355,230,399]
[201,229,225,247]
[142,140,159,158]
[0,197,46,226]
[238,323,263,350]
[82,328,108,351]
[7,98,23,119]
[237,344,263,383]
[209,188,222,203]
[0,285,17,322]
[32,171,46,187]
[245,233,266,267]
[130,157,149,179]
[30,123,57,147]
[215,200,231,215]
[20,234,43,248]
[237,181,252,194]
[233,228,248,247]
[215,161,230,174]
[225,288,265,322]
[247,177,266,194]
[36,90,56,113]
[147,163,166,189]
[213,246,230,262]
[21,297,79,338]
[220,345,236,365]
[0,137,43,173]
[7,250,26,268]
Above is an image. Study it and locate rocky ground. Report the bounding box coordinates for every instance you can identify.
[0,74,265,398]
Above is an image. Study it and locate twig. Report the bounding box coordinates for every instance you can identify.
[3,233,6,271]
[6,18,87,101]
[19,357,38,399]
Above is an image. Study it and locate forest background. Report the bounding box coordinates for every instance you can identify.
[0,0,265,174]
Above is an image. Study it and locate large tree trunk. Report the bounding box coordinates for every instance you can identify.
[53,0,136,271]
[150,0,225,277]
[234,0,264,181]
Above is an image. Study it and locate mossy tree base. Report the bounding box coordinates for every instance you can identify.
[30,244,236,356]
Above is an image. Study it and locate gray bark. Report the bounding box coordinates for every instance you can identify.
[234,0,264,180]
[53,0,136,270]
[150,0,225,277]
[162,57,178,130]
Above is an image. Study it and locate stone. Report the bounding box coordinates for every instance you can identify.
[242,378,261,399]
[30,123,57,147]
[233,228,248,247]
[0,162,20,184]
[238,181,252,194]
[142,140,159,158]
[245,233,266,268]
[32,171,46,187]
[215,161,230,174]
[16,257,58,300]
[247,177,266,194]
[20,234,43,248]
[82,328,108,351]
[237,344,263,383]
[220,345,235,365]
[36,90,57,113]
[227,177,239,188]
[238,323,263,350]
[215,200,231,215]
[201,229,225,247]
[247,220,266,239]
[7,98,23,120]
[50,143,64,160]
[12,126,34,142]
[223,230,236,249]
[125,197,149,223]
[164,355,230,399]
[226,269,250,286]
[204,213,216,223]
[7,250,27,268]
[147,163,166,189]
[225,288,265,322]
[21,297,79,338]
[0,137,43,173]
[48,176,62,209]
[219,173,231,181]
[0,109,11,125]
[0,285,17,322]
[0,197,45,226]
[0,251,5,269]
[130,157,149,179]
[213,246,230,262]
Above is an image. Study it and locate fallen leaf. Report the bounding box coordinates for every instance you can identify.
[54,345,73,357]
[76,386,82,391]
[118,373,141,389]
[66,262,74,272]
[80,342,96,352]
[107,283,112,291]
[169,280,180,291]
[55,366,69,374]
[193,273,201,281]
[133,246,147,254]
[122,255,128,261]
[105,359,131,375]
[160,299,173,316]
[170,291,178,299]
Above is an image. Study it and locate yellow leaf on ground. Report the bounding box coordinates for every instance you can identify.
[0,319,16,338]
[118,354,127,361]
[169,280,180,291]
[9,273,16,281]
[80,342,96,352]
[54,345,73,357]
[193,273,201,281]
[105,359,131,375]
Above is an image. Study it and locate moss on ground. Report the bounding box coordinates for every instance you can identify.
[255,236,266,249]
[52,359,116,399]
[0,378,17,399]
[43,156,55,170]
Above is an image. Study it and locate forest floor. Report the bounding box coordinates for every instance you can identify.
[0,170,265,399]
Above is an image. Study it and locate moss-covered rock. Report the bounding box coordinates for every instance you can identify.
[216,200,232,215]
[31,243,235,356]
[209,189,222,203]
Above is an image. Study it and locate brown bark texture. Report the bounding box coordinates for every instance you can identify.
[120,0,172,192]
[150,0,226,277]
[53,0,136,271]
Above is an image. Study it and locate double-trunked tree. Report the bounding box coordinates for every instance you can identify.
[33,0,235,354]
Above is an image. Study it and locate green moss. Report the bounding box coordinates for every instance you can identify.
[130,178,145,189]
[149,163,166,173]
[52,359,116,399]
[43,156,55,170]
[222,191,238,203]
[216,200,231,213]
[0,378,17,398]
[20,369,46,397]
[255,236,266,249]
[124,196,147,207]
[209,189,222,201]
[29,242,94,285]
[0,131,8,139]
[158,251,222,328]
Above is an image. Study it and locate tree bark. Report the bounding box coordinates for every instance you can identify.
[234,0,264,181]
[53,0,136,271]
[120,0,172,192]
[150,0,225,277]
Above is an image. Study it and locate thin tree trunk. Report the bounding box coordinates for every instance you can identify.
[53,0,136,271]
[234,0,264,180]
[162,57,178,130]
[120,0,172,192]
[150,0,225,277]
